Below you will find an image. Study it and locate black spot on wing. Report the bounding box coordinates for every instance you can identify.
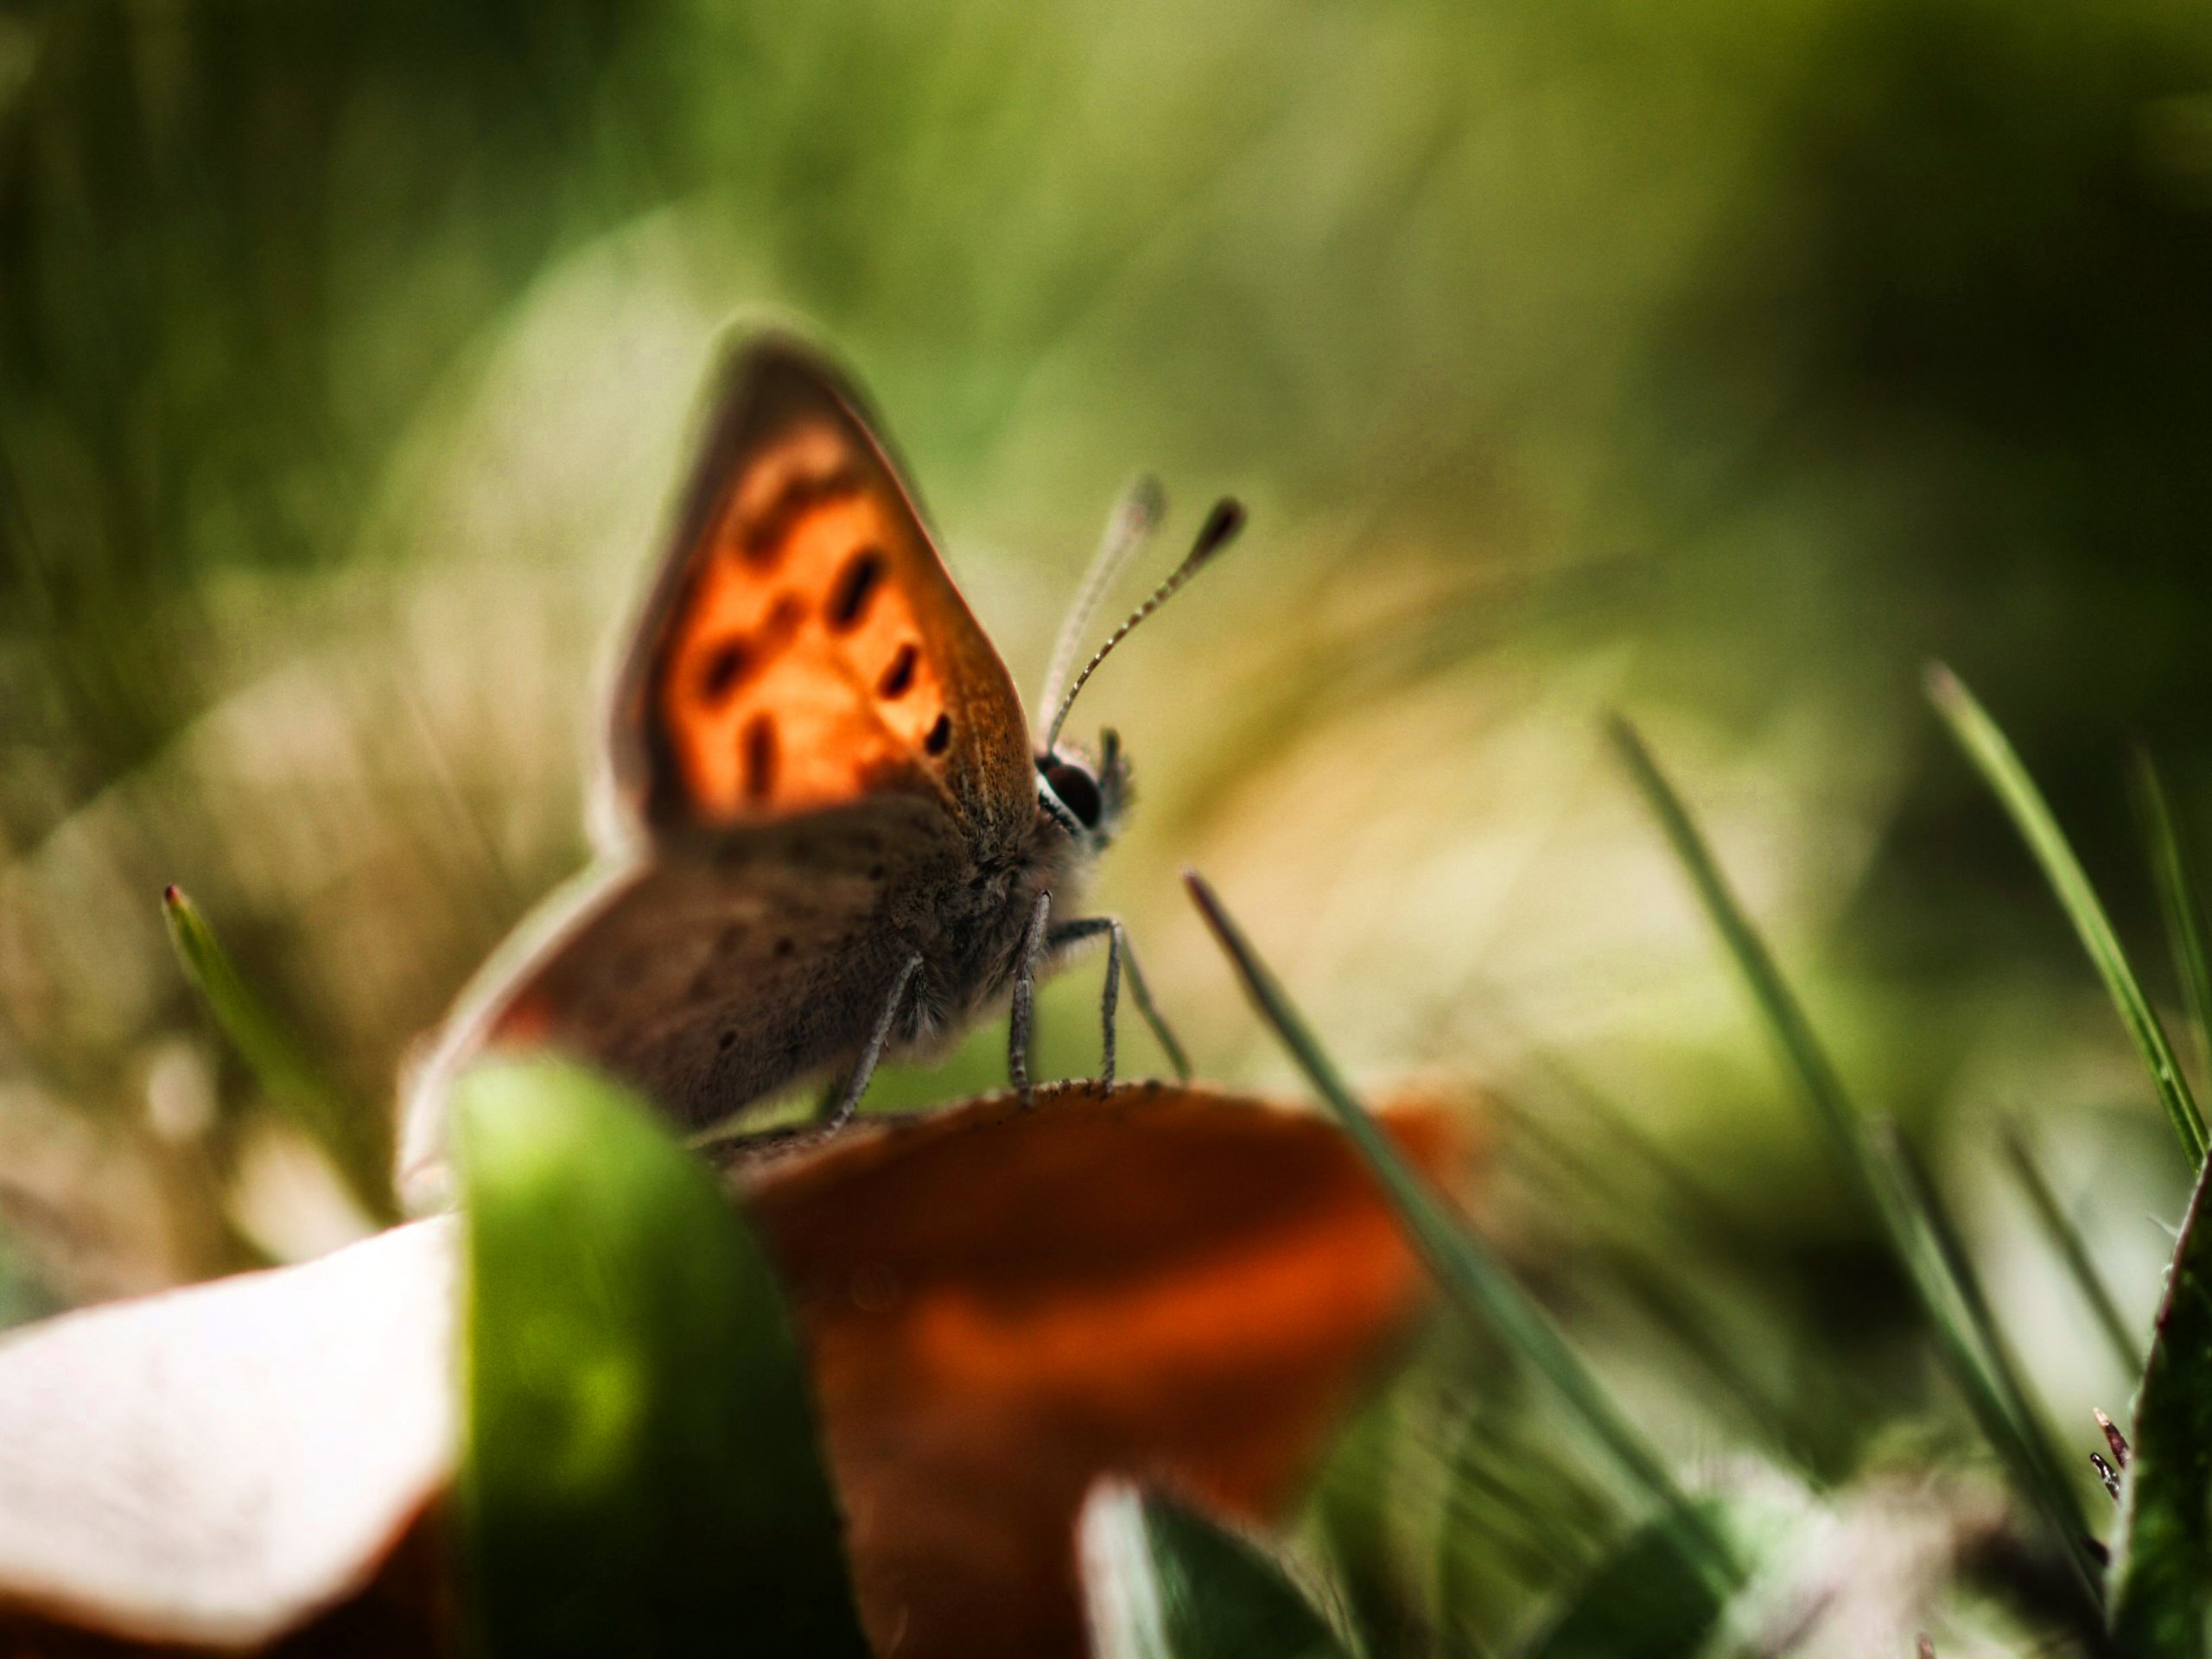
[877,641,918,699]
[741,715,778,803]
[740,466,863,566]
[829,548,887,632]
[696,638,752,703]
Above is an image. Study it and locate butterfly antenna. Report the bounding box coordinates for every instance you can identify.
[1037,475,1165,725]
[1043,496,1246,754]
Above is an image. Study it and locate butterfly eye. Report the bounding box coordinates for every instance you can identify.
[1042,759,1103,830]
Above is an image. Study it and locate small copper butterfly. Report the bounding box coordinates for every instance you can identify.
[401,332,1239,1198]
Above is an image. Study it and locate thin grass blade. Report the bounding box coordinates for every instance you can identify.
[1999,1122,2141,1379]
[1884,1123,2087,1529]
[2133,746,2212,1094]
[1926,666,2207,1165]
[162,884,396,1221]
[1183,870,1738,1585]
[1608,717,2101,1599]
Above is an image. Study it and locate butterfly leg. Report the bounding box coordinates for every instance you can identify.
[815,950,924,1137]
[1007,890,1052,1106]
[1047,917,1192,1085]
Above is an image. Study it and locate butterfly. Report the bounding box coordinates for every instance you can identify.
[399,331,1241,1199]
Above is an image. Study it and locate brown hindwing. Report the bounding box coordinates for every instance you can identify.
[476,798,970,1132]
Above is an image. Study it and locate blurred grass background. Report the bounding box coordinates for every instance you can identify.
[5,0,2212,1643]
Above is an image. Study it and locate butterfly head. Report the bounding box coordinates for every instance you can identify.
[1036,728,1130,851]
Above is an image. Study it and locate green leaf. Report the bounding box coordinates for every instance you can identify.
[1184,871,1739,1587]
[1083,1484,1350,1659]
[2109,1147,2212,1656]
[1519,1510,1730,1659]
[1608,716,2101,1603]
[1926,666,2208,1166]
[453,1058,870,1658]
[161,884,397,1222]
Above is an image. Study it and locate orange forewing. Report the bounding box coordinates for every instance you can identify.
[612,339,1033,842]
[744,1081,1476,1659]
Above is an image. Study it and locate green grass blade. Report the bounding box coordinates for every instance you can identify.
[1605,723,1868,1192]
[453,1057,871,1657]
[1608,718,2101,1599]
[1083,1484,1351,1659]
[1883,1123,2087,1528]
[1183,870,1739,1586]
[1999,1122,2142,1379]
[1487,1022,1768,1261]
[1926,666,2208,1166]
[162,884,397,1222]
[2133,746,2212,1092]
[1494,1098,1808,1458]
[1598,1244,1813,1465]
[2108,1145,2212,1655]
